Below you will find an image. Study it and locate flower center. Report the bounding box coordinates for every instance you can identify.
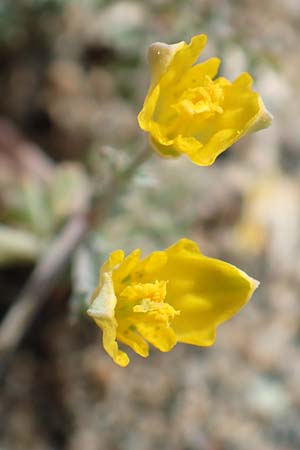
[118,280,178,323]
[173,76,225,118]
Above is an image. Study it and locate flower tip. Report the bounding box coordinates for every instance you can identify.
[147,41,183,86]
[253,278,260,288]
[147,40,183,62]
[190,33,207,48]
[115,352,130,368]
[248,276,260,300]
[252,277,260,290]
[86,271,116,320]
[262,107,273,127]
[248,99,273,134]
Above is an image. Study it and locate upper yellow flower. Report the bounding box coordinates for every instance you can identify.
[87,238,258,367]
[138,34,272,166]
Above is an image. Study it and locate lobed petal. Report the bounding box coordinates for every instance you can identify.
[117,323,149,358]
[99,249,124,283]
[157,239,258,345]
[179,57,221,90]
[112,248,141,294]
[132,250,168,280]
[135,321,177,352]
[97,317,129,367]
[87,271,130,366]
[164,34,207,84]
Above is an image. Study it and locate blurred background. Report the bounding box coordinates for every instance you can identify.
[0,0,300,449]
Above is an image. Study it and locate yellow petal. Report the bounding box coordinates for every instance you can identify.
[132,250,168,280]
[112,248,141,294]
[135,321,177,352]
[87,271,130,367]
[150,137,181,159]
[147,41,184,88]
[165,34,207,82]
[137,84,161,133]
[182,57,221,84]
[87,272,117,319]
[183,129,238,166]
[98,318,129,367]
[245,96,273,133]
[117,324,149,358]
[99,249,124,282]
[174,135,204,160]
[160,239,258,345]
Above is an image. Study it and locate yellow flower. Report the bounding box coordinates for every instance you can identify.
[138,34,272,166]
[87,238,258,367]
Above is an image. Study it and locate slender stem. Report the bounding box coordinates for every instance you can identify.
[0,143,151,380]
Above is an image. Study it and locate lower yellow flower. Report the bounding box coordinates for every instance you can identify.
[87,238,258,367]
